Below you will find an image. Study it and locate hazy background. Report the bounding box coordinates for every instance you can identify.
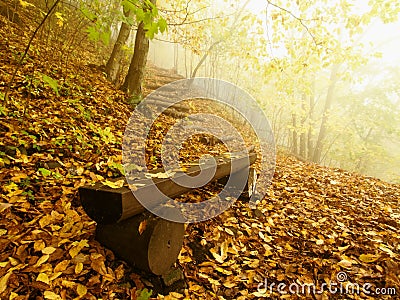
[143,0,400,183]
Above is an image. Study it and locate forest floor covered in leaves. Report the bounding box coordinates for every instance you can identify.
[1,14,400,300]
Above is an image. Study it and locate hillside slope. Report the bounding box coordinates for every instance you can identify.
[1,15,400,300]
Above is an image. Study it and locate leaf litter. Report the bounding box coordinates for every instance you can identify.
[0,13,399,300]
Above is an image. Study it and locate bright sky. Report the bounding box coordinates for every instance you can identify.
[362,20,400,64]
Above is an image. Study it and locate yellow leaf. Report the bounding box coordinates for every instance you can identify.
[138,220,147,235]
[0,203,12,212]
[42,247,56,255]
[338,245,350,252]
[103,179,124,189]
[253,291,268,297]
[36,273,50,285]
[49,272,62,281]
[223,282,236,288]
[9,292,19,299]
[76,284,87,296]
[316,239,324,245]
[169,292,184,298]
[189,284,203,291]
[115,264,125,281]
[43,291,61,300]
[8,257,19,266]
[284,243,294,250]
[264,249,273,257]
[0,261,8,268]
[379,244,395,257]
[384,206,392,213]
[4,182,18,193]
[224,228,234,235]
[34,240,46,252]
[145,171,175,179]
[75,262,83,274]
[39,215,53,228]
[19,0,35,7]
[61,280,76,288]
[178,255,192,263]
[35,254,50,267]
[0,272,12,293]
[259,231,272,242]
[76,166,84,176]
[220,241,229,260]
[55,12,64,27]
[207,277,220,286]
[359,254,380,263]
[338,259,353,269]
[69,240,89,258]
[216,267,232,275]
[54,260,69,272]
[209,248,223,264]
[247,259,260,268]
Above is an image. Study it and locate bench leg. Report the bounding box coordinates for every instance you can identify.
[96,212,185,275]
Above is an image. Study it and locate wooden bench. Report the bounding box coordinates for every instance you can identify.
[79,150,257,275]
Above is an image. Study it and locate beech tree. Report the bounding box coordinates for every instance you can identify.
[121,0,157,96]
[103,0,166,96]
[105,6,133,84]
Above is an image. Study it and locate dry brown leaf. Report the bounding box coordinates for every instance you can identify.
[138,220,147,235]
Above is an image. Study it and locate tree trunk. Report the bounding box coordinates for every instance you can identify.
[307,97,314,160]
[121,20,149,97]
[291,113,298,155]
[189,0,250,81]
[105,8,132,84]
[312,65,339,163]
[184,48,188,78]
[307,80,315,160]
[299,94,307,158]
[173,43,179,73]
[190,40,221,79]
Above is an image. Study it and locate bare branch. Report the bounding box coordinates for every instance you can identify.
[266,0,320,46]
[167,15,232,26]
[4,0,62,103]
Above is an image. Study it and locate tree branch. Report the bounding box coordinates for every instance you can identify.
[4,0,62,103]
[266,0,319,46]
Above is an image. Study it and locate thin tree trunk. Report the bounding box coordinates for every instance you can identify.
[312,65,339,163]
[184,47,188,78]
[299,94,307,158]
[105,7,132,84]
[307,79,315,160]
[190,0,250,80]
[174,43,178,73]
[190,40,221,79]
[291,113,298,155]
[307,96,314,160]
